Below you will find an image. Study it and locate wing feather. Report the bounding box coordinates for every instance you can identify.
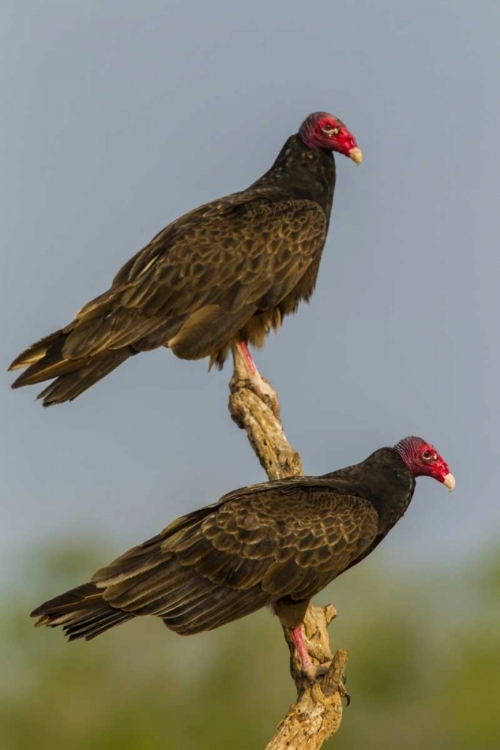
[60,197,326,359]
[89,480,379,634]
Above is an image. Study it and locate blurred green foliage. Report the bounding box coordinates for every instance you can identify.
[1,541,499,749]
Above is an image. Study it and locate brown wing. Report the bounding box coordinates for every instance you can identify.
[60,196,326,360]
[10,193,327,402]
[90,480,379,635]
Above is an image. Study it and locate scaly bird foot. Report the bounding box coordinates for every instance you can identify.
[302,661,331,682]
[338,677,351,706]
[303,663,351,703]
[248,370,280,419]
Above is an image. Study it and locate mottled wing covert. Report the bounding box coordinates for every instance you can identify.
[65,197,327,360]
[89,481,378,634]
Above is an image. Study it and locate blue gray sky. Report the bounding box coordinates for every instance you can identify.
[1,0,499,591]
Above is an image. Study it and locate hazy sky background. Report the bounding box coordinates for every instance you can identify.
[1,1,499,592]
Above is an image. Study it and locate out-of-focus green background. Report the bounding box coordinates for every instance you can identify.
[3,540,499,749]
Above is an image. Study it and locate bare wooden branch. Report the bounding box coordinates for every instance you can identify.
[228,349,302,480]
[228,351,348,749]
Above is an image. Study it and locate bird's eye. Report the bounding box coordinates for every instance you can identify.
[321,124,340,137]
[422,449,437,462]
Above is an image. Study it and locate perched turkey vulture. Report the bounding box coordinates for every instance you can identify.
[9,112,361,406]
[32,436,454,680]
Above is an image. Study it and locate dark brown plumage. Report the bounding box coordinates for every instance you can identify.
[9,111,361,405]
[31,436,454,678]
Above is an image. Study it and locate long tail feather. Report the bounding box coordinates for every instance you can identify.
[9,329,70,376]
[31,582,133,641]
[36,348,134,406]
[11,335,134,406]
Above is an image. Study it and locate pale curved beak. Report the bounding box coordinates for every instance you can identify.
[443,473,456,492]
[348,147,363,165]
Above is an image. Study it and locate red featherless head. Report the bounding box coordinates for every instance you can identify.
[299,111,362,164]
[394,436,455,490]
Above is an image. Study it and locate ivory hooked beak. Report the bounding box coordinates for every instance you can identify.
[349,147,363,165]
[443,473,456,492]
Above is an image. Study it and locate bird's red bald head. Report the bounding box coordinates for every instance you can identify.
[394,436,455,490]
[299,111,362,164]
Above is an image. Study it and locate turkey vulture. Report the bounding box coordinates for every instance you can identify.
[9,112,361,406]
[31,436,454,680]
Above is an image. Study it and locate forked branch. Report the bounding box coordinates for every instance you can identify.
[229,349,348,749]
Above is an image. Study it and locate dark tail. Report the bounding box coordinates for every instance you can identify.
[9,328,133,406]
[31,582,133,641]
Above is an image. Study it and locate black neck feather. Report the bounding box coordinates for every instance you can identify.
[251,134,336,221]
[323,448,416,533]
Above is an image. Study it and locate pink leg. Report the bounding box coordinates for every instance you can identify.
[291,625,316,680]
[291,625,334,683]
[232,342,280,416]
[236,341,257,378]
[290,625,348,698]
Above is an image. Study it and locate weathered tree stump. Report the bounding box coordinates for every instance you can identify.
[229,350,348,749]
